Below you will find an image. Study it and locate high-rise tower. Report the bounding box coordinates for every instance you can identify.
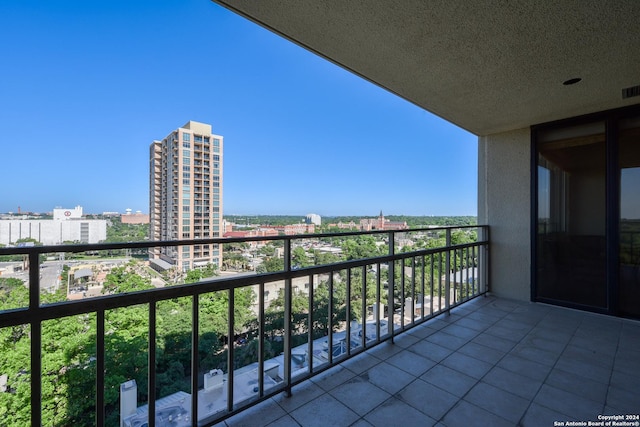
[150,121,223,271]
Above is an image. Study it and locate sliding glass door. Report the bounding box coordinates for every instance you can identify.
[536,122,607,309]
[619,118,640,317]
[534,107,640,318]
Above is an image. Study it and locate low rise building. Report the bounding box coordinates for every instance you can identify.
[0,205,106,245]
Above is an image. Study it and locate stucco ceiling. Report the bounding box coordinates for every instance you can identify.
[213,0,640,136]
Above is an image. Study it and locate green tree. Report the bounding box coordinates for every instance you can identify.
[257,257,284,273]
[341,235,384,260]
[102,265,153,294]
[291,247,311,268]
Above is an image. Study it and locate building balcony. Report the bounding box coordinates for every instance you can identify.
[1,226,637,426]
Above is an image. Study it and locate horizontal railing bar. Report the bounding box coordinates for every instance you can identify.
[0,225,486,256]
[0,240,488,328]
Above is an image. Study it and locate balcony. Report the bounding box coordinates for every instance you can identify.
[0,226,498,426]
[2,225,638,426]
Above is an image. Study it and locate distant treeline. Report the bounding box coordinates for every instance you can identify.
[224,215,477,228]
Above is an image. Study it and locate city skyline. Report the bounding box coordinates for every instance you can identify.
[0,0,477,217]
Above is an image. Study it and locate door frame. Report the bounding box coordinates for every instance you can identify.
[531,103,640,318]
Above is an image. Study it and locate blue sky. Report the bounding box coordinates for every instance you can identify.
[0,0,477,217]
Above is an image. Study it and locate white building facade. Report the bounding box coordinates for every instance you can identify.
[0,206,106,245]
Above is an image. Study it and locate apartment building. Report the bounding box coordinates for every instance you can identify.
[149,121,223,271]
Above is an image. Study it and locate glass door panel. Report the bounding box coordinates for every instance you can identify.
[619,119,640,317]
[537,122,607,308]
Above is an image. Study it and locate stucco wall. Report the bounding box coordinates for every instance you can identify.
[478,128,531,301]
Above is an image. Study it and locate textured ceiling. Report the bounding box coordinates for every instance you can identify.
[213,0,640,136]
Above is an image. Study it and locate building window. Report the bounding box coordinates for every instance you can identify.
[183,226,190,232]
[183,219,190,225]
[183,133,190,142]
[183,149,190,157]
[182,206,190,212]
[182,179,190,185]
[194,135,203,143]
[213,182,219,187]
[213,155,220,161]
[183,173,190,179]
[204,136,210,143]
[183,165,190,172]
[213,138,220,146]
[183,158,190,165]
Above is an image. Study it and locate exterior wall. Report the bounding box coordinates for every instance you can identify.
[121,214,149,224]
[0,219,107,245]
[53,206,83,220]
[478,128,531,301]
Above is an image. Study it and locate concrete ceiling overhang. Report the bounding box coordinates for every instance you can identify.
[212,0,640,136]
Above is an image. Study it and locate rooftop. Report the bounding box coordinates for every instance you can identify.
[218,295,640,426]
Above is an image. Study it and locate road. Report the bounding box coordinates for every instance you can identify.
[1,258,131,292]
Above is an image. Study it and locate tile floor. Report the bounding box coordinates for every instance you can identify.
[218,296,640,426]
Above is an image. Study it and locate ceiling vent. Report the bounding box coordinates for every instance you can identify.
[622,85,640,99]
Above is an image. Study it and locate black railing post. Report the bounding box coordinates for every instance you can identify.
[227,288,235,412]
[361,266,367,348]
[411,257,416,325]
[148,303,156,427]
[29,251,42,427]
[445,229,451,314]
[480,226,490,294]
[388,231,395,343]
[258,282,265,396]
[346,268,352,356]
[283,238,292,397]
[191,295,199,426]
[375,263,381,341]
[328,273,334,365]
[96,310,105,427]
[307,274,314,373]
[420,255,426,319]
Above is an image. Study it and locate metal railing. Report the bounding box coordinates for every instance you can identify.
[0,225,489,427]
